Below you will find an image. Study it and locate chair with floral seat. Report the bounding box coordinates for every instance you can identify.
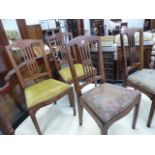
[47,32,85,84]
[66,35,141,134]
[120,28,155,127]
[5,39,76,135]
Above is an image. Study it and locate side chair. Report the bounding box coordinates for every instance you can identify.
[47,32,85,84]
[66,35,141,135]
[120,28,155,127]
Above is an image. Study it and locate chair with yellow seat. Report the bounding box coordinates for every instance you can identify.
[47,32,85,84]
[5,39,76,135]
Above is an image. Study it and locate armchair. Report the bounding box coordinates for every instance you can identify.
[5,39,76,134]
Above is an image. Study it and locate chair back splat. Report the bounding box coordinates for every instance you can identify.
[66,36,105,94]
[47,32,76,70]
[6,39,52,88]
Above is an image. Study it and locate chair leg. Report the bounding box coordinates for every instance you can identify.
[95,81,97,87]
[100,126,108,135]
[132,102,140,129]
[147,100,155,127]
[29,110,42,135]
[68,87,76,116]
[77,94,83,126]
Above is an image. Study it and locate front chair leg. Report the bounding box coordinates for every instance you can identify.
[132,102,140,129]
[100,126,108,135]
[29,110,42,135]
[77,95,83,126]
[147,100,155,127]
[68,87,76,116]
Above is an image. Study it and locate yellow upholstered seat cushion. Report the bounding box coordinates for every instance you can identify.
[25,79,71,108]
[59,64,84,82]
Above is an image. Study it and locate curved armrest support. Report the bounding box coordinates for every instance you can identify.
[0,68,17,95]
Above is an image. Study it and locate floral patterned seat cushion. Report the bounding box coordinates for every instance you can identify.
[80,83,140,122]
[128,69,155,94]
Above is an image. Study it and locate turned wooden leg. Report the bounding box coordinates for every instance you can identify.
[29,110,42,135]
[68,87,76,116]
[132,102,140,129]
[147,100,155,127]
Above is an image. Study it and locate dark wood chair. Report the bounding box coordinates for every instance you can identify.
[47,32,85,84]
[120,28,155,127]
[5,39,76,135]
[66,35,141,134]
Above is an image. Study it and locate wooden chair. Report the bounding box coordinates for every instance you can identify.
[5,39,76,135]
[66,35,141,134]
[120,28,155,127]
[47,32,85,84]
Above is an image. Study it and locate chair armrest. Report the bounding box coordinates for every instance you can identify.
[0,68,17,95]
[0,82,10,94]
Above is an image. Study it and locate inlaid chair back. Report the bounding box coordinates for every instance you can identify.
[66,35,105,94]
[47,32,77,70]
[6,40,52,88]
[120,28,144,85]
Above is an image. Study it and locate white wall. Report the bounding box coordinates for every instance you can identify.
[25,19,40,25]
[122,19,144,28]
[83,19,91,35]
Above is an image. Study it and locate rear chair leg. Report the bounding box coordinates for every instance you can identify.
[68,87,76,116]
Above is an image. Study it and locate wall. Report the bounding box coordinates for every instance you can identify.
[26,19,67,32]
[83,19,91,35]
[122,19,144,28]
[25,19,40,25]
